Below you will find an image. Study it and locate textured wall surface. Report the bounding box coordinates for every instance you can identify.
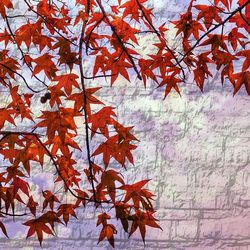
[1,0,250,249]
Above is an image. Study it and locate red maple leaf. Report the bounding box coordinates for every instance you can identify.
[129,210,162,243]
[0,108,15,129]
[32,53,57,79]
[92,134,137,167]
[57,204,78,225]
[53,73,80,96]
[120,180,155,210]
[36,108,80,140]
[23,219,54,246]
[195,5,223,29]
[26,196,39,216]
[88,107,117,138]
[100,170,125,202]
[232,71,250,95]
[0,0,13,18]
[42,190,60,211]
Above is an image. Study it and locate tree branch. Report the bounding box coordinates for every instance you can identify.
[78,15,98,204]
[135,0,186,80]
[96,0,142,80]
[178,0,250,64]
[23,0,78,47]
[6,16,49,89]
[0,62,41,93]
[0,131,109,204]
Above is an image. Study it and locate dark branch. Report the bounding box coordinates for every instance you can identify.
[23,0,78,47]
[96,0,142,81]
[178,1,250,64]
[78,14,98,204]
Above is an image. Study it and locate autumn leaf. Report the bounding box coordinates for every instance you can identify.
[12,177,30,196]
[0,108,15,129]
[53,73,80,96]
[55,155,81,188]
[193,52,213,91]
[236,50,250,71]
[114,202,130,232]
[5,165,26,183]
[92,134,137,167]
[229,11,250,34]
[36,108,81,141]
[0,28,13,47]
[129,210,162,243]
[8,85,33,121]
[88,107,117,138]
[4,140,47,175]
[172,10,205,40]
[0,215,8,238]
[67,87,103,114]
[96,213,117,248]
[42,190,60,211]
[0,56,19,81]
[0,0,13,18]
[194,5,223,29]
[98,224,117,248]
[57,204,78,225]
[157,73,182,98]
[27,196,39,216]
[138,58,158,87]
[232,71,250,96]
[228,28,246,51]
[74,189,89,207]
[200,34,229,52]
[15,21,43,49]
[214,0,231,9]
[52,37,78,70]
[32,53,57,79]
[100,170,125,202]
[114,123,138,143]
[23,219,54,246]
[38,211,62,230]
[109,57,133,84]
[212,50,237,70]
[120,0,141,21]
[47,85,66,107]
[111,17,139,45]
[120,180,155,210]
[46,133,81,157]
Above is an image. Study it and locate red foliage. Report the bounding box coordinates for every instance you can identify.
[0,0,249,247]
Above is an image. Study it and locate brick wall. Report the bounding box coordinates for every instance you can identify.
[1,1,250,249]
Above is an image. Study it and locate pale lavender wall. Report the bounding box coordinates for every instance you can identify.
[1,1,250,249]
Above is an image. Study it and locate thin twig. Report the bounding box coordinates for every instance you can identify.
[178,0,250,64]
[5,17,48,89]
[135,0,186,80]
[23,0,78,47]
[78,14,98,203]
[96,0,142,80]
[239,9,250,27]
[6,16,48,88]
[0,131,110,204]
[0,62,40,93]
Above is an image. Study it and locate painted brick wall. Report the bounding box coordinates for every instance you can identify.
[1,1,250,249]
